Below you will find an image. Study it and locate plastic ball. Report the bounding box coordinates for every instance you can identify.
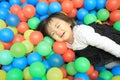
[67,8,77,18]
[39,14,49,21]
[111,76,120,80]
[0,28,14,42]
[43,60,51,71]
[10,4,22,15]
[29,31,43,45]
[29,62,46,78]
[36,2,48,15]
[2,41,13,50]
[62,49,75,62]
[48,53,64,67]
[72,0,84,8]
[53,41,67,55]
[61,0,73,13]
[110,10,120,22]
[7,26,18,35]
[77,8,89,21]
[48,0,57,3]
[12,57,28,70]
[17,22,29,34]
[23,67,32,80]
[0,8,9,20]
[86,65,94,75]
[0,42,4,50]
[9,0,21,5]
[74,73,90,80]
[84,14,97,24]
[0,19,6,29]
[28,17,40,29]
[97,9,110,21]
[106,0,120,11]
[37,41,52,56]
[47,67,63,80]
[0,1,10,9]
[2,64,13,72]
[6,14,20,27]
[27,0,38,5]
[59,67,67,78]
[23,4,36,18]
[10,42,27,58]
[27,52,42,65]
[0,50,13,65]
[17,10,28,22]
[49,2,61,14]
[43,36,54,46]
[0,70,6,80]
[96,0,106,9]
[113,21,120,31]
[89,70,99,80]
[66,62,77,76]
[74,57,90,73]
[6,68,23,80]
[111,65,120,76]
[12,34,24,43]
[24,29,34,40]
[99,70,113,80]
[39,0,48,4]
[84,0,96,10]
[22,40,34,53]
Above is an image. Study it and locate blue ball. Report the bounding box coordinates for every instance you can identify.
[2,64,13,72]
[84,0,96,10]
[6,14,20,27]
[74,73,90,80]
[89,10,97,16]
[36,2,48,15]
[39,14,49,21]
[48,53,64,67]
[43,60,51,71]
[27,52,42,65]
[49,2,61,14]
[0,8,9,20]
[32,78,42,80]
[0,28,14,42]
[77,8,88,21]
[27,0,38,5]
[96,0,106,9]
[12,57,28,70]
[9,0,21,5]
[0,1,11,9]
[111,65,120,76]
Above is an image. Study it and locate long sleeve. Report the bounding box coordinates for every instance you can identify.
[74,25,120,58]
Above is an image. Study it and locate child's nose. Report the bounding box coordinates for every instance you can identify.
[56,30,63,36]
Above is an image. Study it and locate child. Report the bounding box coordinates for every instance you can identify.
[37,12,120,68]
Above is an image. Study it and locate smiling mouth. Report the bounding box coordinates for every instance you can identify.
[61,32,65,37]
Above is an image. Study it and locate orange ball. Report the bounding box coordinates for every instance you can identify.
[62,0,74,13]
[67,8,77,18]
[48,0,58,3]
[39,0,49,4]
[59,67,67,78]
[23,5,36,18]
[21,0,26,3]
[86,64,94,75]
[72,0,84,8]
[67,76,74,80]
[2,41,12,50]
[110,10,120,22]
[17,10,28,22]
[53,41,67,54]
[89,70,99,80]
[17,22,29,34]
[29,31,43,45]
[10,4,22,15]
[62,49,75,62]
[12,34,24,43]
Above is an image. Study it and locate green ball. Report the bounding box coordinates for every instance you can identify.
[97,9,110,21]
[113,21,120,31]
[74,57,90,73]
[10,42,26,58]
[29,62,46,78]
[0,50,13,65]
[66,62,77,76]
[37,41,52,56]
[28,17,40,29]
[99,70,113,80]
[7,68,23,80]
[84,14,97,24]
[43,36,54,46]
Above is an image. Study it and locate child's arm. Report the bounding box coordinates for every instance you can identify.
[77,25,120,58]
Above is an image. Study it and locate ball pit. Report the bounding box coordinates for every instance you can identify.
[0,0,120,80]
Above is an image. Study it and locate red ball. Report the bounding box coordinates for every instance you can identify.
[59,67,67,78]
[62,49,75,62]
[17,22,29,34]
[17,10,28,22]
[10,4,22,15]
[53,41,67,54]
[12,34,24,43]
[67,8,77,18]
[106,0,120,11]
[86,64,94,75]
[23,4,36,18]
[29,31,43,45]
[72,0,84,8]
[67,76,74,80]
[2,41,12,50]
[61,0,74,13]
[110,10,120,22]
[39,0,49,4]
[89,70,99,80]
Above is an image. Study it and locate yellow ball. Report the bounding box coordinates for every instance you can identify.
[7,26,18,35]
[0,42,4,50]
[23,67,32,80]
[112,76,120,80]
[0,70,6,80]
[24,30,34,40]
[0,20,6,30]
[63,78,69,80]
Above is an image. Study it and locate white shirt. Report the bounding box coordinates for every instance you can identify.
[67,25,120,57]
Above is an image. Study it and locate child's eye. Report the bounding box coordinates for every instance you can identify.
[51,32,55,36]
[56,24,60,28]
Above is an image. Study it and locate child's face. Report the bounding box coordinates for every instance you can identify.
[46,17,73,42]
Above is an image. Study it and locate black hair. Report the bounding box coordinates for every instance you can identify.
[36,12,75,36]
